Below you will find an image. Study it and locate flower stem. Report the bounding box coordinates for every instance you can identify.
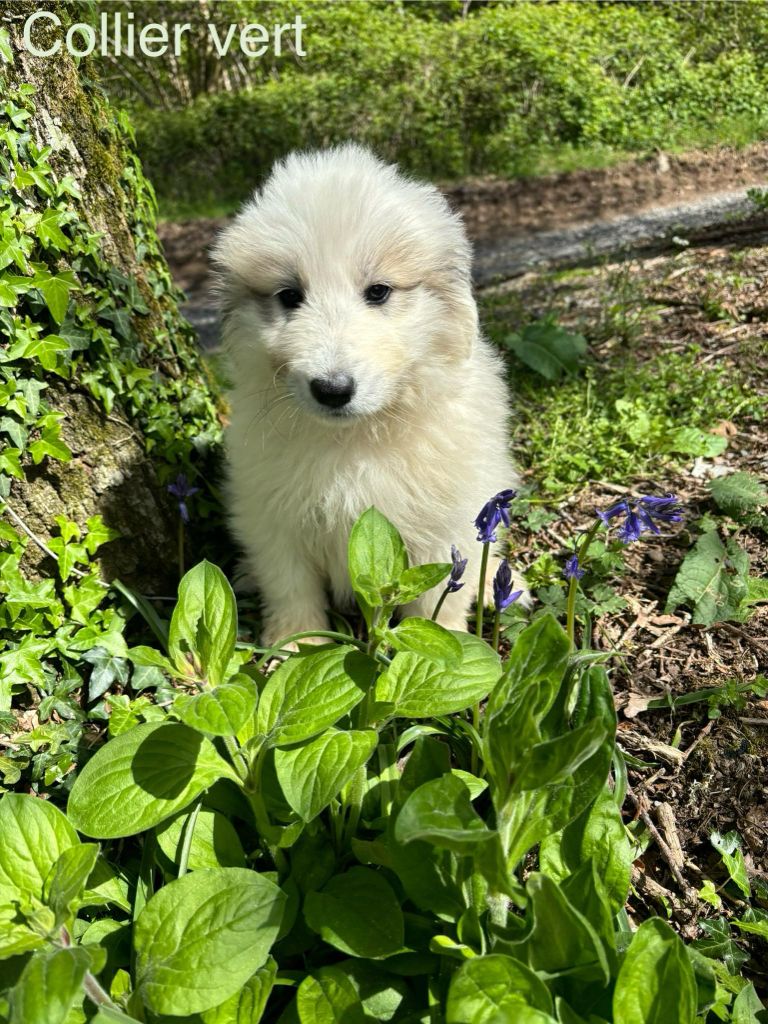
[566,521,602,647]
[431,587,449,622]
[475,542,490,639]
[492,609,501,652]
[177,520,185,578]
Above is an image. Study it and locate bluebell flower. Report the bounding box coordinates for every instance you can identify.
[475,488,517,543]
[493,561,523,612]
[597,493,683,544]
[563,555,585,580]
[167,473,200,525]
[447,545,468,593]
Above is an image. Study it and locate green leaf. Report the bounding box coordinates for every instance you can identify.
[524,873,609,986]
[446,954,554,1023]
[36,209,71,251]
[43,842,99,924]
[384,617,462,665]
[169,560,238,685]
[665,426,728,458]
[134,866,285,1015]
[613,918,697,1023]
[304,867,404,958]
[296,966,368,1024]
[512,718,608,793]
[9,946,91,1024]
[375,632,501,717]
[0,793,79,903]
[256,646,370,747]
[156,807,246,870]
[173,677,258,736]
[710,471,768,518]
[0,904,45,959]
[33,269,77,324]
[733,908,768,940]
[348,507,408,607]
[540,789,631,914]
[396,562,452,603]
[275,728,377,821]
[395,773,496,853]
[665,530,749,626]
[732,983,766,1023]
[67,722,238,838]
[710,830,751,897]
[503,321,587,380]
[202,957,277,1023]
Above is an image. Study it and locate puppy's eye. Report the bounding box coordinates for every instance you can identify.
[275,288,304,310]
[364,283,392,306]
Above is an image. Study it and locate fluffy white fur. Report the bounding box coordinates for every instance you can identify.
[213,144,520,644]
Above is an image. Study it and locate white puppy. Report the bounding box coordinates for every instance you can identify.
[213,144,520,645]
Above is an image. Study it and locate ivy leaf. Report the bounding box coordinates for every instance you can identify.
[28,434,72,464]
[665,530,749,625]
[710,830,751,897]
[35,209,71,252]
[32,269,77,324]
[502,320,587,380]
[0,227,28,272]
[82,645,131,702]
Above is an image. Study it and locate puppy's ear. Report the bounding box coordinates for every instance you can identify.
[430,269,478,362]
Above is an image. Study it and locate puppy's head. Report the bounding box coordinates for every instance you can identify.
[213,144,477,423]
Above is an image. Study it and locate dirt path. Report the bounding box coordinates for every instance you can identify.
[158,142,768,345]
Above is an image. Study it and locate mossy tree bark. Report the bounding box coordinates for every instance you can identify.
[1,3,221,595]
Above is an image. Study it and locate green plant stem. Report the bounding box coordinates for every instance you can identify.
[475,542,490,639]
[177,520,185,578]
[565,521,602,648]
[177,799,201,878]
[431,587,449,621]
[492,609,501,652]
[254,630,368,671]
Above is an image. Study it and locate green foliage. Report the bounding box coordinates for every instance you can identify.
[119,2,768,211]
[502,320,588,381]
[709,472,768,519]
[0,32,222,795]
[666,530,764,626]
[0,508,760,1021]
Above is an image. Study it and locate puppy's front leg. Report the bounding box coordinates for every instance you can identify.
[248,533,329,648]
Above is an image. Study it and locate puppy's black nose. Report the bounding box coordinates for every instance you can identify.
[310,374,356,409]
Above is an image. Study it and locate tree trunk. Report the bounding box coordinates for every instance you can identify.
[1,2,221,595]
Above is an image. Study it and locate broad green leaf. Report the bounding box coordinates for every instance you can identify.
[296,966,368,1024]
[732,983,765,1023]
[613,918,697,1024]
[275,729,377,821]
[82,856,131,911]
[665,531,749,626]
[384,617,462,665]
[710,831,751,897]
[503,321,587,380]
[34,269,77,324]
[524,874,609,986]
[67,722,238,838]
[174,677,258,736]
[396,562,452,603]
[304,867,404,958]
[446,954,554,1023]
[169,561,237,686]
[348,507,408,605]
[202,957,277,1023]
[395,774,496,853]
[512,719,608,793]
[134,867,285,1015]
[43,842,99,924]
[732,908,768,940]
[36,209,71,251]
[0,793,79,902]
[540,789,631,914]
[156,808,246,870]
[484,614,570,803]
[9,946,91,1024]
[256,646,370,747]
[376,632,500,717]
[710,471,768,518]
[665,426,728,458]
[0,904,46,959]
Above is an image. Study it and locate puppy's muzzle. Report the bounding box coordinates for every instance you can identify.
[310,373,356,410]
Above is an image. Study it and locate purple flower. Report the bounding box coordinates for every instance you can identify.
[597,493,683,544]
[493,561,523,612]
[475,488,517,543]
[167,473,200,525]
[563,555,585,580]
[447,545,467,593]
